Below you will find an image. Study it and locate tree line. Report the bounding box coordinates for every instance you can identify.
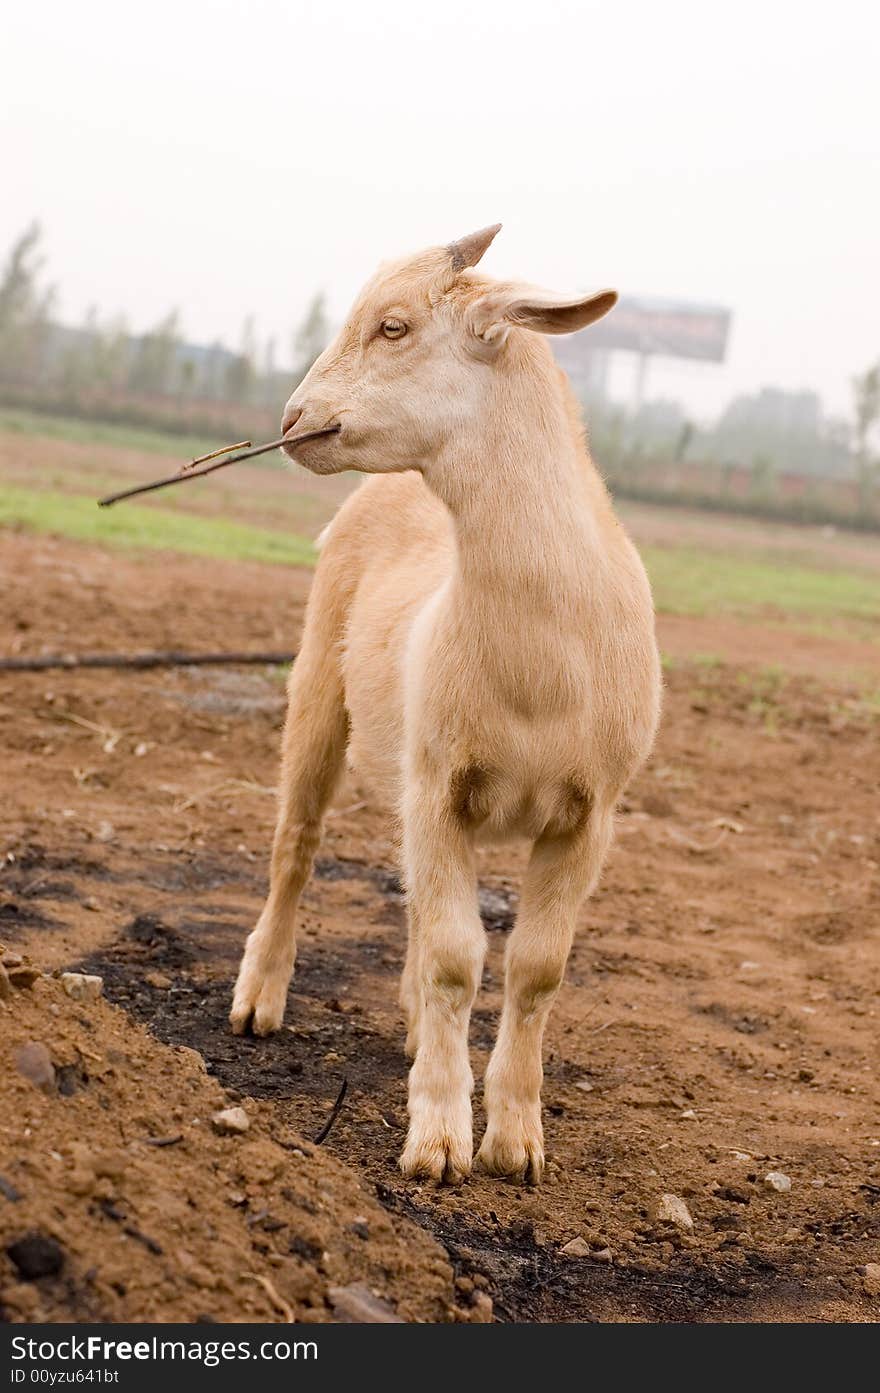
[0,222,330,420]
[1,220,878,520]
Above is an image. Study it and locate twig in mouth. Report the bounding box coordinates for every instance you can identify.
[312,1077,349,1145]
[97,425,341,507]
[179,440,251,474]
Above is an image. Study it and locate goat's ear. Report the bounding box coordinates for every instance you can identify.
[469,285,618,350]
[446,223,502,272]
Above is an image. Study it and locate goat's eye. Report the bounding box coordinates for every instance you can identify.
[381,318,407,340]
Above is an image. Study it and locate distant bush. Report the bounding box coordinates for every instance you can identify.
[604,468,880,532]
[0,382,278,445]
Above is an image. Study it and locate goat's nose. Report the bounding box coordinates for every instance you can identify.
[281,405,303,436]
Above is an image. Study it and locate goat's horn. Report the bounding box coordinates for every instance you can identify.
[448,223,502,271]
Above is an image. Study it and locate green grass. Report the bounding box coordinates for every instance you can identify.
[0,484,316,567]
[643,544,880,626]
[2,474,879,632]
[0,407,227,461]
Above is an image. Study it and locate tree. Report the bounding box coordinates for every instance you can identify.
[0,221,55,383]
[58,306,99,394]
[128,310,180,395]
[852,361,880,514]
[224,315,257,403]
[291,292,329,384]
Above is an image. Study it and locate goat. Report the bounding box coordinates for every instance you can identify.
[231,225,661,1183]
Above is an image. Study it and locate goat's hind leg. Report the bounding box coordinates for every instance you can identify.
[230,642,347,1037]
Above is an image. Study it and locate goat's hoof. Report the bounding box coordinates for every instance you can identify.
[229,970,288,1037]
[476,1126,545,1184]
[400,1125,472,1185]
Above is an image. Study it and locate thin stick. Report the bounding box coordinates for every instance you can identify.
[97,425,341,507]
[0,650,295,672]
[181,439,251,473]
[312,1077,348,1145]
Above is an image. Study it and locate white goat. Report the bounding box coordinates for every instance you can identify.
[231,225,661,1183]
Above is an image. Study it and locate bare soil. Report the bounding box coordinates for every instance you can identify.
[2,530,879,1322]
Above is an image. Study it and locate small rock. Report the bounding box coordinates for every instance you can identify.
[350,1221,370,1240]
[0,1175,22,1202]
[764,1171,792,1193]
[680,1109,697,1120]
[560,1236,591,1257]
[6,963,40,990]
[862,1263,880,1296]
[654,1194,694,1230]
[328,1283,402,1323]
[211,1106,250,1135]
[6,1233,65,1280]
[60,972,103,1003]
[0,963,11,1000]
[574,1079,594,1093]
[145,971,173,991]
[594,1247,614,1263]
[13,1041,56,1093]
[83,897,100,913]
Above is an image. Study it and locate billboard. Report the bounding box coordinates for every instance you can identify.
[564,294,732,363]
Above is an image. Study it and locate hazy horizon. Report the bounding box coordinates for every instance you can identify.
[4,0,878,424]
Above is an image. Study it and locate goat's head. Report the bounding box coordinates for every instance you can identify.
[281,225,617,476]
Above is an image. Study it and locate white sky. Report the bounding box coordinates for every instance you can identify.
[3,0,878,422]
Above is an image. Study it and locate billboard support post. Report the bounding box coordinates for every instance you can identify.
[634,350,650,414]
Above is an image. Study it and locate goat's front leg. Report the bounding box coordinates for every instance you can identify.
[230,649,346,1037]
[399,788,485,1183]
[399,901,423,1060]
[477,806,614,1183]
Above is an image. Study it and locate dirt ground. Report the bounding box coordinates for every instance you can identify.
[1,529,879,1323]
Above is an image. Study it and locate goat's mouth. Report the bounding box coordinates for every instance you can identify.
[280,422,342,465]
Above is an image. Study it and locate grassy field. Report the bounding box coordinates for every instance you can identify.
[0,406,229,461]
[0,484,316,568]
[641,543,880,627]
[2,413,879,636]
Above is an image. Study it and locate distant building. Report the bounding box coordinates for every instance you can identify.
[552,293,732,408]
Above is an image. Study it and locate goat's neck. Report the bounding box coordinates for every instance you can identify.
[427,363,600,618]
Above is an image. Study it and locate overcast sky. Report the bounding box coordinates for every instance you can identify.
[3,0,878,420]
